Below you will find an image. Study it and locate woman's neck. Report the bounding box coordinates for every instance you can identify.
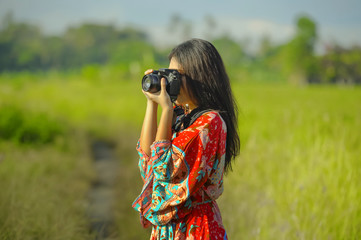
[183,102,198,114]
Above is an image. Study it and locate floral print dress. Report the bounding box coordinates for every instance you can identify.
[132,111,228,240]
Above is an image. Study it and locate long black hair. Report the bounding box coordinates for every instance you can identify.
[169,38,240,173]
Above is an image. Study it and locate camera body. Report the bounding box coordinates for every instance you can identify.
[142,68,181,102]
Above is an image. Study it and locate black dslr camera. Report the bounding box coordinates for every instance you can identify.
[141,68,181,102]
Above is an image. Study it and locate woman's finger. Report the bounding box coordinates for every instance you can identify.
[160,78,167,93]
[143,91,152,98]
[144,69,153,75]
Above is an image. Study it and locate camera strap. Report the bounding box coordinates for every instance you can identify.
[172,106,211,132]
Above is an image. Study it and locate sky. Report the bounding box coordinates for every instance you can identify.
[1,0,361,52]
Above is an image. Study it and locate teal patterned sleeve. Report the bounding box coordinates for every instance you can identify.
[136,140,151,183]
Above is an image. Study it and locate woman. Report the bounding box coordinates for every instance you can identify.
[132,38,240,240]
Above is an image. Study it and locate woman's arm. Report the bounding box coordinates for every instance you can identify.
[155,106,173,142]
[139,100,158,157]
[143,78,173,143]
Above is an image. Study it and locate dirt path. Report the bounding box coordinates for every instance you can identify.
[88,140,119,239]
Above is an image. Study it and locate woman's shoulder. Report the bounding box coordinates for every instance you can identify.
[192,110,226,131]
[173,111,226,148]
[174,110,226,139]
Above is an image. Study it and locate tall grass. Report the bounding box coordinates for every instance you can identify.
[218,84,361,239]
[0,71,146,239]
[0,141,94,240]
[0,71,360,239]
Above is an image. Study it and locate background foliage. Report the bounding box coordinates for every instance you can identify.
[1,12,361,84]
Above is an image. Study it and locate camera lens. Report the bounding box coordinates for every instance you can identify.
[142,74,161,93]
[143,78,152,90]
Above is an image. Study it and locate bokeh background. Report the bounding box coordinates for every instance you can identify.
[0,0,360,239]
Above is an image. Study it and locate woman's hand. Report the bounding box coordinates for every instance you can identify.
[142,69,156,104]
[142,69,172,110]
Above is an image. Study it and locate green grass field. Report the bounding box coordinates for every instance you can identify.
[0,71,360,239]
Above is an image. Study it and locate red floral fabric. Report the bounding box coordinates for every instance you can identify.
[133,111,228,240]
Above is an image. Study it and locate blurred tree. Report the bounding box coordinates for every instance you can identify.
[63,23,149,68]
[212,36,248,81]
[39,36,66,69]
[0,12,152,71]
[0,12,43,71]
[273,15,318,84]
[319,45,361,84]
[212,35,245,66]
[63,23,121,67]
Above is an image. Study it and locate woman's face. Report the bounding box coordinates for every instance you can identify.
[168,58,194,107]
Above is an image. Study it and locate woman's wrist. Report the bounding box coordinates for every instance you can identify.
[146,100,158,115]
[147,100,158,107]
[161,104,173,113]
